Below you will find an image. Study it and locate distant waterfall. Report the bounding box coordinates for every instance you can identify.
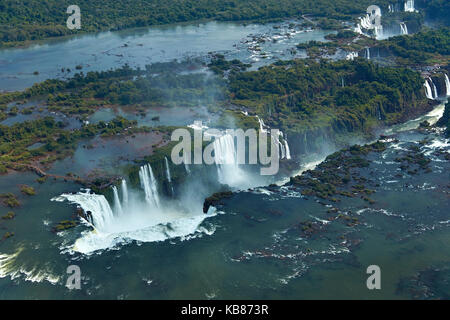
[112,186,123,216]
[404,0,415,12]
[284,139,292,160]
[374,25,383,39]
[278,136,286,159]
[165,157,174,195]
[164,157,172,183]
[400,22,408,35]
[424,80,433,99]
[139,164,160,208]
[257,116,268,133]
[121,179,129,207]
[432,79,439,99]
[365,48,370,60]
[445,74,450,97]
[424,78,438,100]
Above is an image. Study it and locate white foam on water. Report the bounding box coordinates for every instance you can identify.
[53,189,218,255]
[385,102,446,134]
[0,248,60,285]
[72,213,216,254]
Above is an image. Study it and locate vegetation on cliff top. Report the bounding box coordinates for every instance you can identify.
[228,59,428,135]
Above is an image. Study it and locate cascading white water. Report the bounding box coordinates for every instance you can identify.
[284,140,291,160]
[139,164,160,208]
[278,136,286,159]
[53,191,115,231]
[445,74,450,97]
[431,78,439,99]
[121,179,129,207]
[365,48,370,60]
[53,116,298,254]
[400,22,408,35]
[404,0,415,12]
[164,157,172,183]
[112,186,123,216]
[374,25,383,39]
[424,79,434,100]
[257,116,268,133]
[165,157,174,195]
[213,133,246,187]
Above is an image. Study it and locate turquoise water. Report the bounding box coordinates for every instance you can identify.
[0,108,448,299]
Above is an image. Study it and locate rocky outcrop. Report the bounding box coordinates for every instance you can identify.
[203,191,233,213]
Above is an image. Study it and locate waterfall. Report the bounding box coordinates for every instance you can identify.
[213,133,244,187]
[164,157,172,183]
[404,0,415,12]
[445,74,450,97]
[424,78,435,100]
[183,151,191,174]
[121,179,129,207]
[431,78,439,99]
[112,186,123,216]
[257,116,268,133]
[284,139,291,160]
[374,25,383,39]
[165,157,174,195]
[139,164,160,208]
[279,142,286,159]
[365,48,370,60]
[213,134,239,184]
[53,191,115,231]
[400,22,408,35]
